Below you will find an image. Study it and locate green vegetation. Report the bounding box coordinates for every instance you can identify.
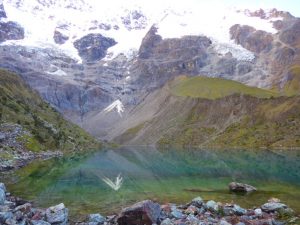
[157,94,300,149]
[0,69,100,153]
[170,76,278,99]
[154,76,300,149]
[283,65,300,96]
[114,123,145,143]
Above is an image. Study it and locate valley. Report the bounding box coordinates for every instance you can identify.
[0,1,300,224]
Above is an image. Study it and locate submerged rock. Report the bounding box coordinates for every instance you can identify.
[117,200,161,225]
[229,182,257,192]
[45,203,68,225]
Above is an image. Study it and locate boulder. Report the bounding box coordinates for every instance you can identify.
[161,218,173,225]
[261,202,287,212]
[0,211,13,224]
[31,220,51,225]
[254,208,263,217]
[223,204,246,216]
[14,203,31,214]
[190,196,203,207]
[170,207,184,219]
[88,213,105,224]
[0,183,6,192]
[206,200,218,211]
[233,204,247,215]
[0,187,5,205]
[116,200,161,225]
[228,182,257,192]
[45,203,68,225]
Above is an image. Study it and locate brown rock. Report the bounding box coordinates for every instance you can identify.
[117,200,161,225]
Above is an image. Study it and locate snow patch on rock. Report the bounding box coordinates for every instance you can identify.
[103,100,125,117]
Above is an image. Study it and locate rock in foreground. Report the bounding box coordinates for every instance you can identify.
[117,200,161,225]
[0,183,298,225]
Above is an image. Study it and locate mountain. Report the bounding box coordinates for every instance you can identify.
[0,0,300,148]
[0,69,100,168]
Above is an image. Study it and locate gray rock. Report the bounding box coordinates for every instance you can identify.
[170,208,184,219]
[187,214,200,224]
[0,188,6,205]
[228,182,257,192]
[31,220,51,225]
[0,211,13,224]
[0,183,6,193]
[88,213,105,223]
[191,196,204,207]
[206,200,218,211]
[45,203,68,225]
[5,218,17,225]
[254,208,262,217]
[117,200,161,225]
[161,218,173,225]
[15,210,23,221]
[233,204,247,215]
[261,202,287,212]
[220,220,232,225]
[14,203,31,214]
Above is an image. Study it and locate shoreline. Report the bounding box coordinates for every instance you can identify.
[0,182,298,225]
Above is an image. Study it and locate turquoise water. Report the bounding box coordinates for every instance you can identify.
[1,147,300,217]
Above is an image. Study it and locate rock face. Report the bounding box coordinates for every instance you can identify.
[117,200,161,225]
[45,203,68,225]
[0,21,24,43]
[53,30,69,44]
[134,25,212,90]
[279,19,300,46]
[74,33,117,62]
[230,24,273,53]
[0,3,7,19]
[229,182,257,192]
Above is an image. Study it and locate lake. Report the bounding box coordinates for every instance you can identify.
[1,147,300,218]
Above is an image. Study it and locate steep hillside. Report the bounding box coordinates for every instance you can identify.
[114,76,300,149]
[0,69,100,156]
[170,76,278,99]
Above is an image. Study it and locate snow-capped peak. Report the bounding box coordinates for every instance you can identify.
[103,100,125,117]
[1,0,287,63]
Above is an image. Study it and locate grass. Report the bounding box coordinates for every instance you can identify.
[283,65,300,96]
[170,76,279,99]
[157,94,300,149]
[0,69,101,153]
[114,123,146,143]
